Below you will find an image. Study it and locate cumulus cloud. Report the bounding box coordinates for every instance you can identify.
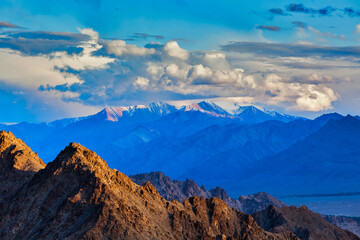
[133,76,150,89]
[45,34,341,112]
[104,40,155,56]
[304,74,333,84]
[0,27,342,115]
[264,74,338,111]
[188,64,255,87]
[163,41,189,60]
[0,28,114,120]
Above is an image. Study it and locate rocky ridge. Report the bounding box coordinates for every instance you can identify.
[130,171,286,214]
[129,171,360,238]
[0,131,297,240]
[0,130,45,202]
[253,205,359,240]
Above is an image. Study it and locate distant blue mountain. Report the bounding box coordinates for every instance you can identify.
[233,105,298,123]
[313,112,344,124]
[238,115,360,195]
[1,101,358,197]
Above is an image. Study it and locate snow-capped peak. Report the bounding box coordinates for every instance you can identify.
[95,102,179,122]
[183,101,229,116]
[233,105,264,115]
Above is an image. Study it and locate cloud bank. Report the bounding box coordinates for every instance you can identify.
[0,25,345,121]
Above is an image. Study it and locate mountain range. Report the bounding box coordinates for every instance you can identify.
[0,101,359,199]
[1,130,358,240]
[130,171,360,238]
[0,131,298,240]
[130,171,287,215]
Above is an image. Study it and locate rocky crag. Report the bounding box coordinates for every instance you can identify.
[130,171,286,214]
[0,131,297,240]
[253,205,359,240]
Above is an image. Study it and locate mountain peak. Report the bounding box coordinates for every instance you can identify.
[0,130,45,172]
[0,131,46,202]
[0,130,22,149]
[0,130,15,139]
[94,102,178,122]
[233,105,299,123]
[233,105,263,114]
[0,136,297,239]
[315,112,344,122]
[51,142,112,173]
[183,101,229,116]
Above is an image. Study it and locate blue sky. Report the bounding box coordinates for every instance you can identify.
[1,0,360,122]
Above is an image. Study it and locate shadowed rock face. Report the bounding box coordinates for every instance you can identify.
[130,171,212,202]
[0,133,297,240]
[252,205,360,240]
[130,169,360,237]
[0,131,45,202]
[130,171,285,214]
[238,192,286,214]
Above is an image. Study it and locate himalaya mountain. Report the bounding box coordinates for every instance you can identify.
[0,131,300,240]
[0,101,359,198]
[130,171,360,238]
[129,171,287,214]
[1,131,359,240]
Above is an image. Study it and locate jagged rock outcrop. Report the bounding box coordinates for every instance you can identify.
[252,205,359,240]
[130,171,285,214]
[130,171,212,202]
[238,192,286,214]
[0,135,297,240]
[0,131,45,202]
[130,172,360,237]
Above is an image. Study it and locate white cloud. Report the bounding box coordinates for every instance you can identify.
[0,48,81,89]
[356,24,360,33]
[0,28,114,89]
[0,28,115,121]
[201,52,231,70]
[264,74,338,111]
[133,76,150,90]
[163,41,189,60]
[0,27,342,117]
[188,64,254,87]
[306,74,333,84]
[104,40,155,56]
[295,86,338,111]
[164,63,189,80]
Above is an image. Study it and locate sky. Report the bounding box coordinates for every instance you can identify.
[1,0,360,122]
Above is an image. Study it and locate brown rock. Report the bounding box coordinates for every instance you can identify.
[0,140,297,240]
[0,131,45,202]
[130,172,286,214]
[252,205,360,240]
